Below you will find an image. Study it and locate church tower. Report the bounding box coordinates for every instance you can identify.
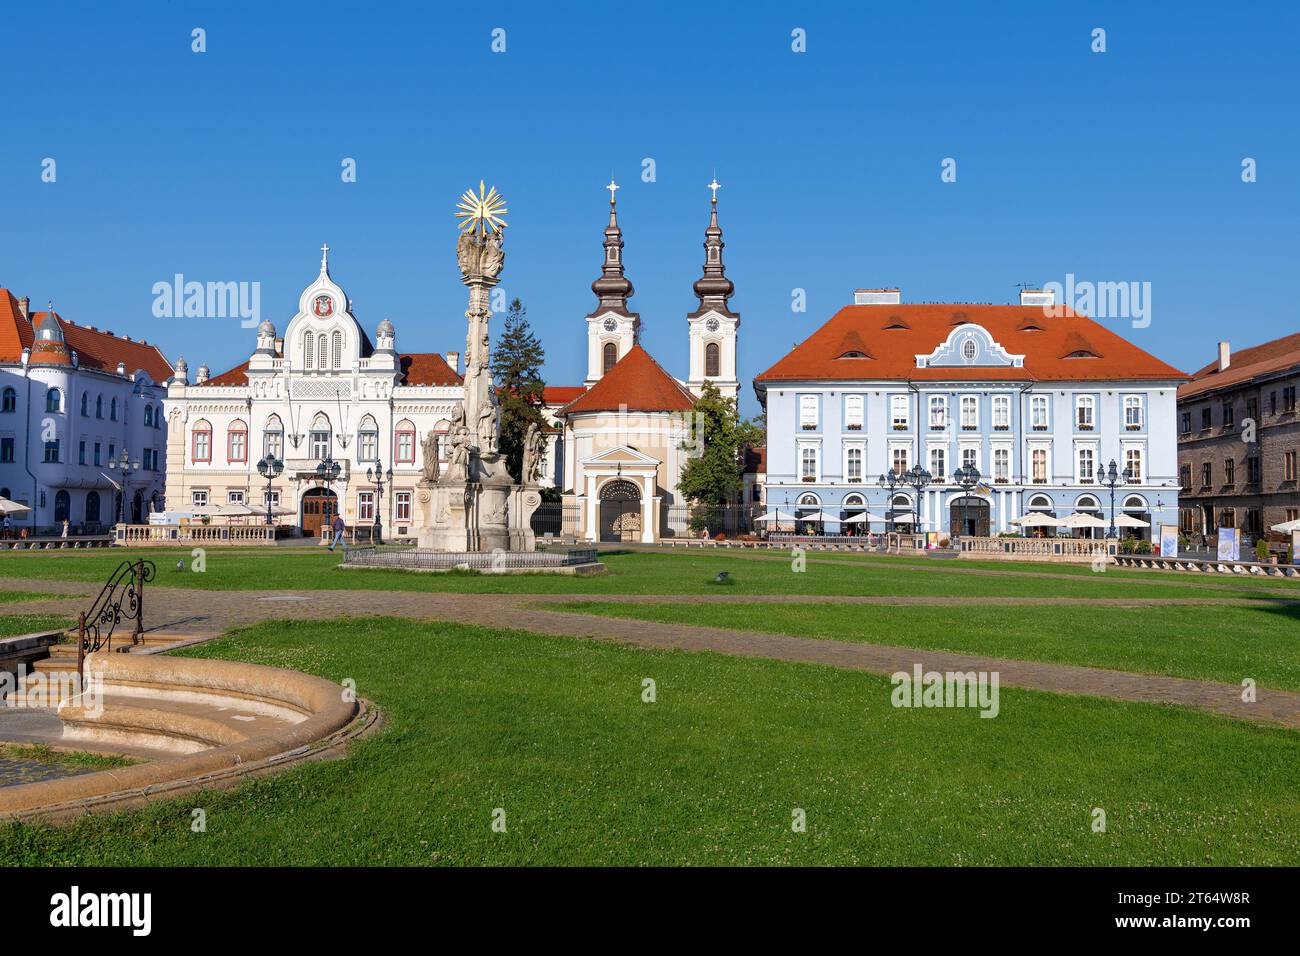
[585,180,640,386]
[686,180,739,400]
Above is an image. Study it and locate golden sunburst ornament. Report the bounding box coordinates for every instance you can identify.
[455,180,508,236]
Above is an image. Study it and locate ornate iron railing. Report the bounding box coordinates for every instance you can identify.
[78,558,155,677]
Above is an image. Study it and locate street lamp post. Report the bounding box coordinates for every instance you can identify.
[952,465,982,539]
[903,465,933,534]
[315,457,342,536]
[1098,459,1132,539]
[257,455,284,525]
[877,470,902,529]
[366,458,393,545]
[106,449,141,525]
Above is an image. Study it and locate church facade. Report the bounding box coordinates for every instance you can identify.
[552,183,741,543]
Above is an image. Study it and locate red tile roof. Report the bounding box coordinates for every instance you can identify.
[0,290,174,381]
[542,385,586,406]
[559,344,696,415]
[1178,332,1300,400]
[755,304,1187,385]
[203,353,462,388]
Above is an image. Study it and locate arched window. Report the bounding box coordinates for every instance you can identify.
[228,419,248,463]
[395,420,416,463]
[705,342,720,378]
[1,387,15,414]
[304,331,315,369]
[79,392,88,416]
[85,491,101,524]
[45,388,62,413]
[310,415,332,460]
[144,405,153,427]
[96,395,103,418]
[54,490,70,523]
[110,397,118,420]
[318,334,328,370]
[602,342,618,375]
[1027,494,1054,513]
[331,330,343,369]
[1076,495,1099,510]
[192,420,212,463]
[263,414,284,461]
[358,415,378,461]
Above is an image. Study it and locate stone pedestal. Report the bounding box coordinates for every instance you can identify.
[509,486,543,552]
[417,479,512,552]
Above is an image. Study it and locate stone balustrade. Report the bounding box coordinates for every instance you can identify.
[114,524,277,546]
[957,536,1116,563]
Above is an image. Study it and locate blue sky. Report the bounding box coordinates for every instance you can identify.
[3,0,1295,416]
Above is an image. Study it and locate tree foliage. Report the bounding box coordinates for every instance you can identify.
[491,298,547,481]
[677,383,764,530]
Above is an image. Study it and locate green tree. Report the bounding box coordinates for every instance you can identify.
[677,383,764,531]
[491,298,546,481]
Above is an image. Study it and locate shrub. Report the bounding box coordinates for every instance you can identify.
[1256,539,1270,562]
[1134,540,1152,554]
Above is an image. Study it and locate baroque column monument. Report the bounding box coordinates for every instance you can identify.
[418,182,541,552]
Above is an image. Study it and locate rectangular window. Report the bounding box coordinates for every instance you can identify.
[262,490,281,507]
[1221,401,1234,428]
[94,442,102,466]
[1270,392,1278,415]
[1031,448,1048,483]
[928,396,947,430]
[228,490,245,504]
[264,430,283,461]
[310,431,330,460]
[799,394,819,430]
[1125,446,1144,483]
[1124,396,1144,430]
[1284,386,1297,411]
[192,490,209,507]
[1180,412,1191,434]
[1201,462,1212,487]
[1076,396,1095,430]
[396,431,415,464]
[961,447,978,472]
[993,448,1009,483]
[1246,397,1258,421]
[358,491,375,522]
[1201,407,1212,430]
[193,432,210,462]
[891,447,909,476]
[43,440,59,463]
[359,431,378,461]
[1030,396,1049,431]
[1246,456,1261,484]
[0,437,13,463]
[1180,464,1191,489]
[800,445,818,481]
[1077,447,1095,483]
[1224,457,1235,485]
[845,446,863,482]
[108,443,115,461]
[992,396,1010,431]
[228,429,247,463]
[395,491,412,523]
[960,396,978,431]
[79,441,86,465]
[1285,451,1298,482]
[890,395,909,430]
[844,395,864,431]
[929,447,946,480]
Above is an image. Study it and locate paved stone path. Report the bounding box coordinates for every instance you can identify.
[4,578,1299,731]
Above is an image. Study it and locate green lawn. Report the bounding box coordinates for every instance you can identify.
[0,590,56,606]
[547,601,1300,692]
[0,614,71,638]
[1,615,1298,865]
[0,547,1293,601]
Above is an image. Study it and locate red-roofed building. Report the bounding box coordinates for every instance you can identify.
[1,289,172,533]
[1175,335,1300,544]
[753,288,1188,539]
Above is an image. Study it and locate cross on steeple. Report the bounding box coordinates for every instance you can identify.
[606,178,619,205]
[708,177,721,202]
[320,243,330,272]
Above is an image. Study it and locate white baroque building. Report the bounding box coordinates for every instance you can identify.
[163,247,466,538]
[1,290,171,533]
[754,288,1187,538]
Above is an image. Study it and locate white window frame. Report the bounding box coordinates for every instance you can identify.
[843,440,865,483]
[928,395,948,430]
[798,440,821,482]
[358,491,376,522]
[1076,395,1095,431]
[889,441,910,476]
[799,394,819,431]
[395,491,412,523]
[890,394,909,431]
[1123,442,1145,483]
[992,395,1011,431]
[928,445,947,481]
[192,490,209,507]
[1030,395,1049,431]
[1124,395,1145,431]
[228,490,245,505]
[960,395,978,431]
[959,443,980,473]
[992,445,1011,483]
[844,394,864,431]
[1075,442,1098,484]
[1029,442,1051,484]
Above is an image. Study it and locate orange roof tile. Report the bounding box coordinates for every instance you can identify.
[0,289,173,381]
[756,304,1186,385]
[542,385,586,406]
[560,344,696,415]
[1178,332,1300,400]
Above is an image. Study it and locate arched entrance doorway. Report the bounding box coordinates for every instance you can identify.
[888,494,915,534]
[949,495,990,537]
[1123,495,1151,542]
[85,491,101,526]
[54,490,70,525]
[599,480,641,542]
[301,488,338,537]
[1074,495,1102,539]
[131,491,144,524]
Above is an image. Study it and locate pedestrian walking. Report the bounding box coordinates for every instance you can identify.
[329,513,347,552]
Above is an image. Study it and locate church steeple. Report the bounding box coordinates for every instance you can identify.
[588,179,635,317]
[690,179,737,319]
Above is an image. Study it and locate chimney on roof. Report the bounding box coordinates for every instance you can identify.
[123,334,132,341]
[1218,341,1231,372]
[445,352,460,375]
[854,288,901,305]
[117,361,127,376]
[1019,288,1055,307]
[17,296,29,320]
[274,337,284,355]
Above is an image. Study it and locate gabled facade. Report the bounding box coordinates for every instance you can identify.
[0,290,171,533]
[754,289,1188,538]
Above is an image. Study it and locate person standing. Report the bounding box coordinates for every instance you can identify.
[329,513,347,552]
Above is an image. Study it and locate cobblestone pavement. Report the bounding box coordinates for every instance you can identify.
[4,578,1299,731]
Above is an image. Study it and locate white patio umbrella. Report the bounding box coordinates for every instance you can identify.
[754,510,796,523]
[840,511,888,524]
[1114,514,1150,529]
[888,510,918,524]
[0,497,31,516]
[181,504,223,517]
[1062,512,1108,529]
[797,510,842,524]
[1270,518,1300,534]
[216,503,260,517]
[1010,512,1059,527]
